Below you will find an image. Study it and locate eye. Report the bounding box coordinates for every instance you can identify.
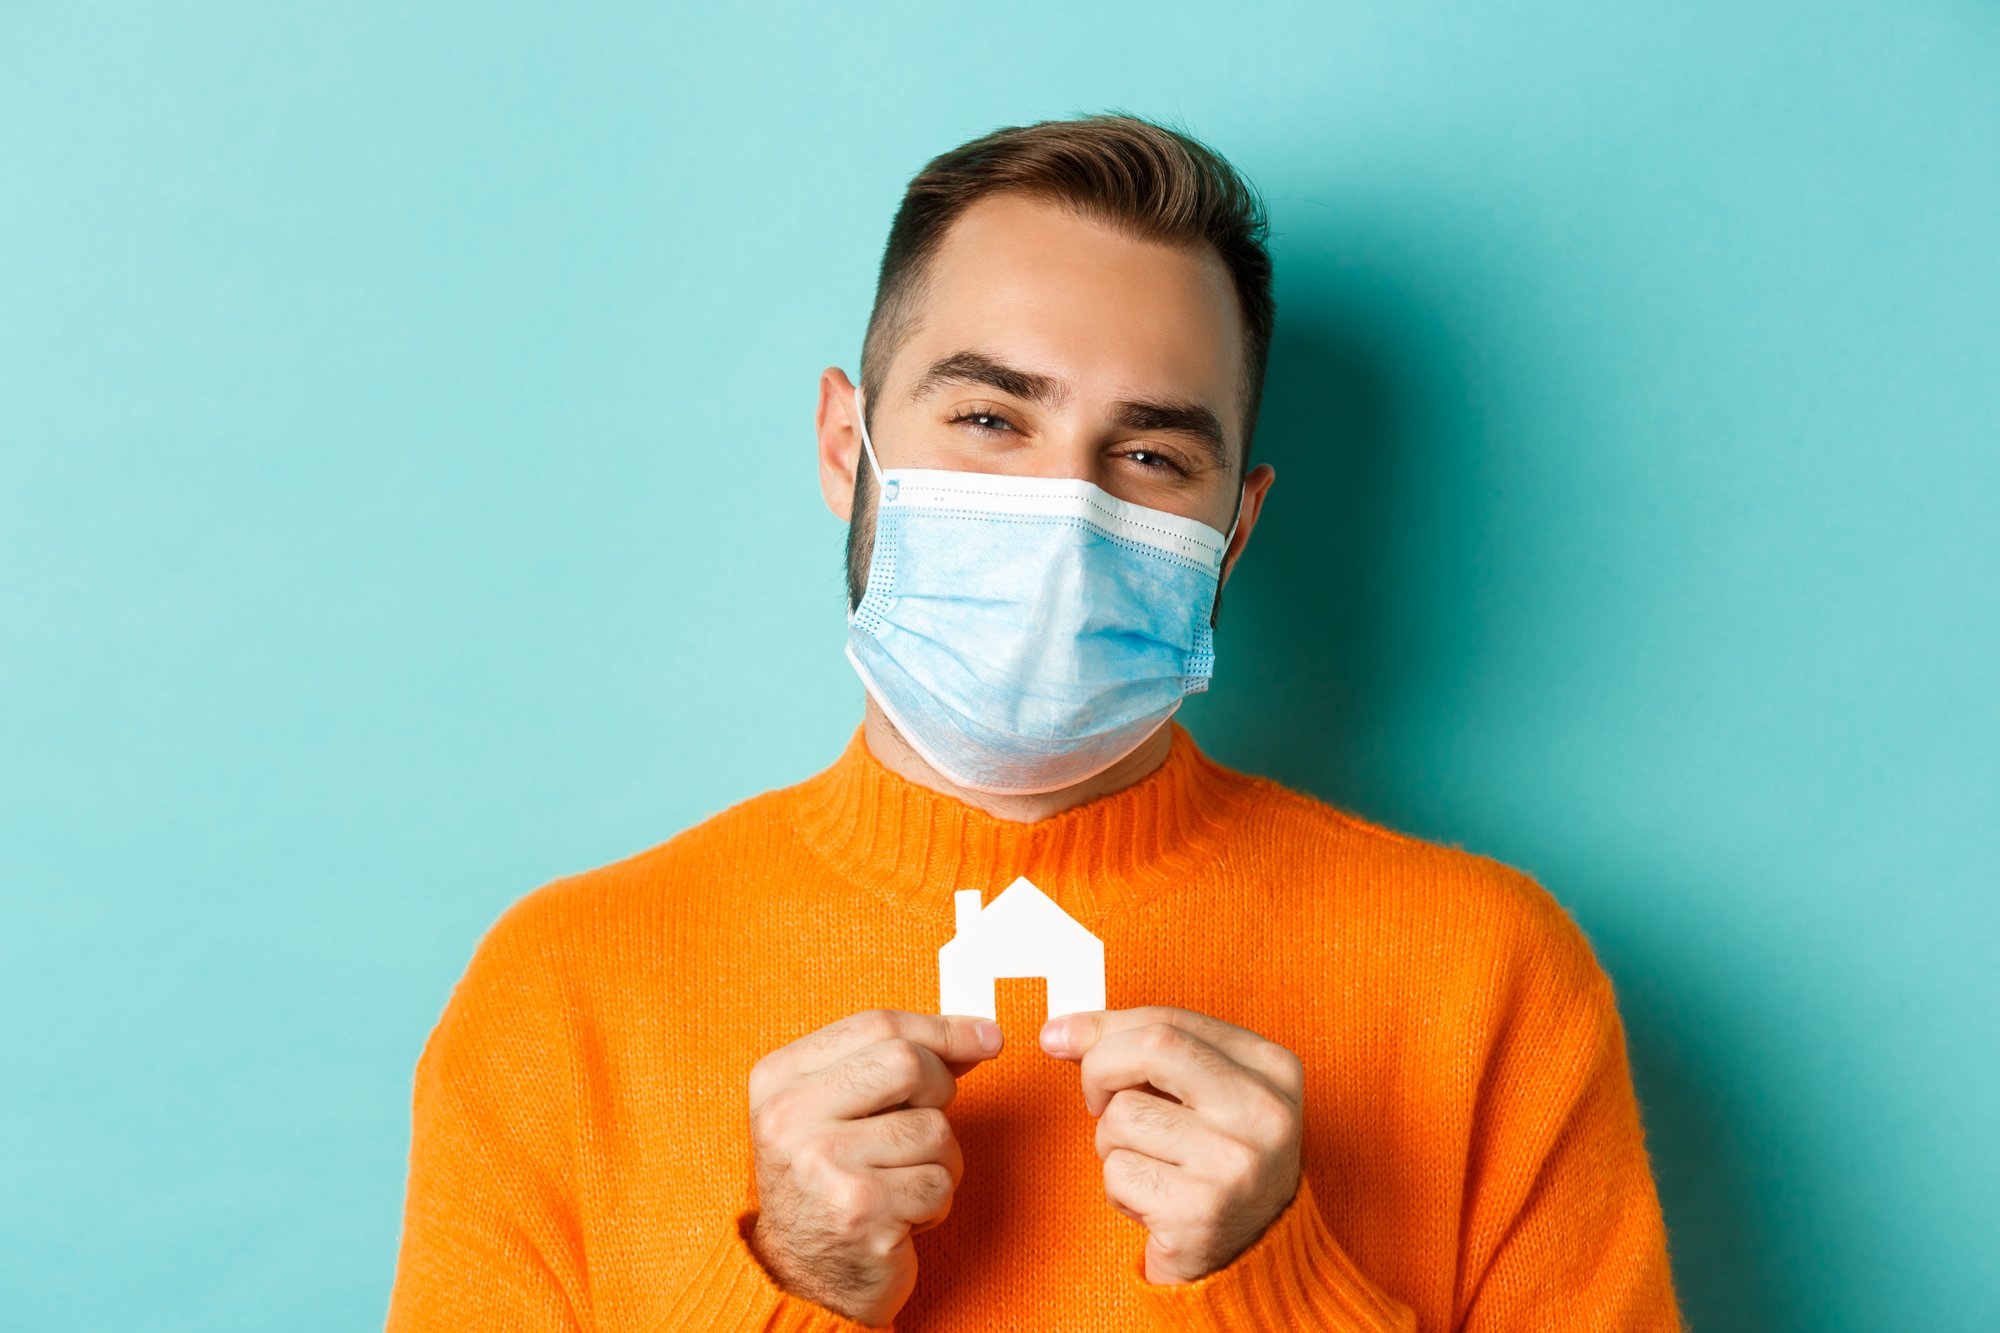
[1120,448,1187,475]
[946,407,1018,436]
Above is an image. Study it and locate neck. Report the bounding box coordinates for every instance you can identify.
[859,695,1177,823]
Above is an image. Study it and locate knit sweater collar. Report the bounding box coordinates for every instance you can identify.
[786,719,1254,923]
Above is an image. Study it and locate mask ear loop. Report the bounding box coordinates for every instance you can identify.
[1223,482,1246,551]
[1219,475,1250,570]
[852,382,886,490]
[1208,478,1248,625]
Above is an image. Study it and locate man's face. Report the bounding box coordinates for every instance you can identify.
[819,191,1276,610]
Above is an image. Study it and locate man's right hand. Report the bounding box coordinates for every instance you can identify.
[745,1009,1004,1327]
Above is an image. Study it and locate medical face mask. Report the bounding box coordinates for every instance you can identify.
[844,383,1243,796]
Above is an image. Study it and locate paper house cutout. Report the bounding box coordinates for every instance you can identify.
[937,875,1105,1023]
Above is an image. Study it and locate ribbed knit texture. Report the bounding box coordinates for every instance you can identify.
[386,721,1684,1331]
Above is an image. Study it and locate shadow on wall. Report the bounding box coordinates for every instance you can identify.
[1185,274,1790,1333]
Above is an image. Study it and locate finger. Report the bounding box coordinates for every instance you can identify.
[1094,1087,1198,1167]
[1101,1146,1178,1220]
[752,1009,1003,1106]
[879,1161,957,1230]
[811,1036,963,1121]
[850,1105,963,1179]
[1044,1005,1277,1074]
[796,1010,1003,1077]
[929,1013,1009,1079]
[1077,1024,1249,1118]
[1049,1006,1303,1100]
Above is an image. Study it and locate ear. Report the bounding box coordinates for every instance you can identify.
[816,367,866,521]
[1217,462,1277,590]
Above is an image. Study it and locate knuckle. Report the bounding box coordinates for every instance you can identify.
[1215,1135,1262,1184]
[911,1162,954,1204]
[855,1009,900,1043]
[925,1012,954,1051]
[1138,1023,1181,1056]
[1265,1042,1306,1095]
[821,1172,879,1231]
[910,1105,951,1150]
[751,1091,800,1149]
[1077,1045,1111,1082]
[880,1106,938,1153]
[789,1132,841,1181]
[906,1169,956,1229]
[881,1039,926,1084]
[1243,1088,1298,1149]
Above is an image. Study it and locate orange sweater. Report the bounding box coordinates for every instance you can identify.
[387,721,1683,1331]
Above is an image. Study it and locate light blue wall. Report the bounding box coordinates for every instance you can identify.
[2,4,1993,1329]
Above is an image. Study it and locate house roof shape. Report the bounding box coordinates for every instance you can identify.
[955,876,1097,943]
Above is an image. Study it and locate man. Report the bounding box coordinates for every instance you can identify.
[387,113,1684,1331]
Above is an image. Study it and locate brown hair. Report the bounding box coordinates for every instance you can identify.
[846,111,1274,610]
[857,109,1275,461]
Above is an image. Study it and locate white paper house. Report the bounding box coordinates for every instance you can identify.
[937,875,1106,1023]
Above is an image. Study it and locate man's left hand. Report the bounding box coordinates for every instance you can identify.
[1039,1005,1305,1285]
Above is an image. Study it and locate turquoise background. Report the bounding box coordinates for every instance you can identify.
[2,3,1994,1328]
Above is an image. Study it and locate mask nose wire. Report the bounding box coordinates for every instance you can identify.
[853,382,886,489]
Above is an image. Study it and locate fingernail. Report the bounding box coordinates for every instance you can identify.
[1040,1018,1068,1052]
[975,1020,1002,1054]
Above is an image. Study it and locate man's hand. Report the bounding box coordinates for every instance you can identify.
[1040,1005,1305,1285]
[746,1008,1003,1327]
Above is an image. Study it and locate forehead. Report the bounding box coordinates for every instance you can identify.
[903,192,1247,432]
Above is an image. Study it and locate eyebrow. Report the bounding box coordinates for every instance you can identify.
[906,349,1231,472]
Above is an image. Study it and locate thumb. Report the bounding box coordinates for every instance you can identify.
[930,1012,1005,1074]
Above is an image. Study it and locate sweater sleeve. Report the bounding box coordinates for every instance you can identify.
[384,892,592,1331]
[637,1205,895,1332]
[1125,1171,1418,1332]
[1454,960,1686,1331]
[385,1050,590,1331]
[385,887,894,1333]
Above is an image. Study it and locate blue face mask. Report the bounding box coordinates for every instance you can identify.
[844,383,1244,795]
